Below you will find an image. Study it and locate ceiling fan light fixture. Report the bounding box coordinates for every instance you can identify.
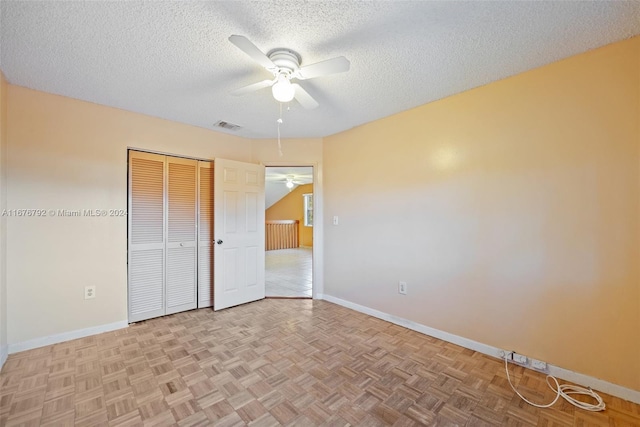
[285,175,295,189]
[272,75,295,103]
[229,35,350,110]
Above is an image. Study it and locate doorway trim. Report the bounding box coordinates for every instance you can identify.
[262,161,323,299]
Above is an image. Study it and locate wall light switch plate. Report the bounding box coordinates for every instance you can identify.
[399,281,407,295]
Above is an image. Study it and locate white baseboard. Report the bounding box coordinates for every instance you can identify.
[321,294,640,405]
[8,320,128,354]
[0,343,7,370]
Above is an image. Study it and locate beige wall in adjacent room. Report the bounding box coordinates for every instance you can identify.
[266,184,314,247]
[323,37,640,390]
[0,72,8,363]
[6,86,254,345]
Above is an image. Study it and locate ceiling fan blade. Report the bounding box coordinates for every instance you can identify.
[228,35,276,70]
[296,56,350,80]
[292,84,319,109]
[231,79,274,96]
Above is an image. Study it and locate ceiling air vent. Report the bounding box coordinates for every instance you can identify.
[213,120,242,131]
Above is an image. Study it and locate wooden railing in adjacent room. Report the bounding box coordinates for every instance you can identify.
[266,220,299,250]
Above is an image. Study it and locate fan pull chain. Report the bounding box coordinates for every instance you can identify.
[277,102,283,157]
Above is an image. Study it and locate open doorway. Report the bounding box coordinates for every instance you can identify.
[264,166,313,298]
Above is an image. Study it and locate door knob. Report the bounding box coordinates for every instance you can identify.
[216,239,223,245]
[179,243,184,247]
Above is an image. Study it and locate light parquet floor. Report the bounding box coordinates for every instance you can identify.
[1,299,639,426]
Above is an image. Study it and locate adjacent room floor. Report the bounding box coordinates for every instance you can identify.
[265,247,312,298]
[1,299,639,426]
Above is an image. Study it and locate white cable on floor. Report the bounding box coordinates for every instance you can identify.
[503,353,606,412]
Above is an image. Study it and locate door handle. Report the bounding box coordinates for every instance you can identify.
[179,243,184,247]
[216,239,223,245]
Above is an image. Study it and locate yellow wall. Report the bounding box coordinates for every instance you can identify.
[3,87,324,348]
[251,138,323,166]
[323,37,640,390]
[266,184,314,247]
[2,34,638,395]
[0,71,8,362]
[6,86,254,345]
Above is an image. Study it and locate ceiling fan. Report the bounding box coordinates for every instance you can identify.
[229,35,350,109]
[266,174,307,189]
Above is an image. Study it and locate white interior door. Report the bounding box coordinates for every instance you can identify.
[165,157,198,315]
[198,161,214,308]
[128,151,166,323]
[214,159,265,310]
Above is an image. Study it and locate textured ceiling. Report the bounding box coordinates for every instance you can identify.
[1,1,639,139]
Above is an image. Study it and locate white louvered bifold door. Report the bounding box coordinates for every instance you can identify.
[165,157,198,315]
[128,151,166,323]
[198,161,214,308]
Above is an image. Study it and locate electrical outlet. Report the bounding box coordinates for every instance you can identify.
[512,353,527,364]
[398,281,407,295]
[531,359,547,371]
[84,286,96,300]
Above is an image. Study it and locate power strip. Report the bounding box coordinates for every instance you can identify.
[499,350,547,372]
[501,352,605,411]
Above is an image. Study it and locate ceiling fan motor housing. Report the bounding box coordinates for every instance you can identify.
[228,35,342,109]
[268,49,301,76]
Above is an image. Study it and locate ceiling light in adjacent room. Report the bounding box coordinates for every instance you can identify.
[285,175,295,190]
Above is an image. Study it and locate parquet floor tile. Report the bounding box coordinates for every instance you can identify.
[1,299,639,426]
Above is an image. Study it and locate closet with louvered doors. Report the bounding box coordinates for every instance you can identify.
[128,150,214,323]
[197,161,214,308]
